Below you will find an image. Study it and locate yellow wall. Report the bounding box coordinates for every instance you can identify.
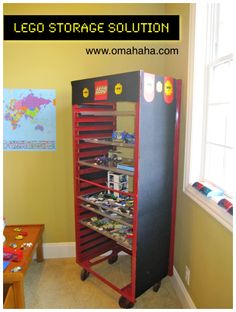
[3,3,232,308]
[165,4,233,308]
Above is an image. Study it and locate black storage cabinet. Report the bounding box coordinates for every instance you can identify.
[72,71,181,308]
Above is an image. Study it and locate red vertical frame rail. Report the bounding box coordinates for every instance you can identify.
[168,79,182,276]
[72,105,81,262]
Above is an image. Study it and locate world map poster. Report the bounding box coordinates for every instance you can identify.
[3,89,56,151]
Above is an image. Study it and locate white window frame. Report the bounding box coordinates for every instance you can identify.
[184,4,234,232]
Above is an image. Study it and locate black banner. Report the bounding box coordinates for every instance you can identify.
[4,15,180,40]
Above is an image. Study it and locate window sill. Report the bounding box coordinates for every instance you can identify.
[184,185,233,232]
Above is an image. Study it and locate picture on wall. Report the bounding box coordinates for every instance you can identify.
[3,88,56,151]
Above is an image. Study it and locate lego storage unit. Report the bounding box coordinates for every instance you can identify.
[72,71,181,308]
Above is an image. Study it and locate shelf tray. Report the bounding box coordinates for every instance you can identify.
[78,196,133,219]
[80,219,132,251]
[83,137,134,148]
[79,110,135,116]
[79,195,133,220]
[80,203,133,228]
[78,159,134,176]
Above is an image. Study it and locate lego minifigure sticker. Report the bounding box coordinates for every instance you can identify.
[114,83,123,95]
[82,87,89,98]
[164,77,174,104]
[143,73,155,102]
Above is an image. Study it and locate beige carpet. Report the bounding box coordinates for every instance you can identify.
[24,257,182,309]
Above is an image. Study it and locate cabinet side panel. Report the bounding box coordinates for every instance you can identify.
[136,75,178,297]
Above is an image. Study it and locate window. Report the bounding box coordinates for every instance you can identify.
[184,3,234,231]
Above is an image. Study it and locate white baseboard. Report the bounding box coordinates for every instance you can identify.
[39,242,196,308]
[42,242,76,259]
[41,242,127,259]
[171,266,196,308]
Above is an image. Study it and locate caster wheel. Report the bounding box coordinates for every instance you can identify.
[153,281,161,292]
[108,254,118,264]
[118,296,134,309]
[80,269,89,281]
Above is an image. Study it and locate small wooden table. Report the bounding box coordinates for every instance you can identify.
[3,224,44,309]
